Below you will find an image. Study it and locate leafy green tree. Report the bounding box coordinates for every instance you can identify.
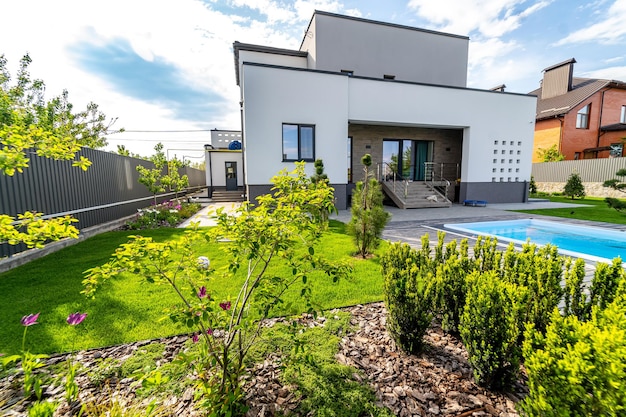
[563,172,585,199]
[348,154,390,258]
[83,162,351,415]
[136,143,167,206]
[537,144,565,162]
[0,53,119,248]
[162,157,189,199]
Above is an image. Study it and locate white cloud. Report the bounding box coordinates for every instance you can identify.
[580,65,626,82]
[467,38,542,92]
[406,0,551,37]
[1,0,309,156]
[555,0,626,45]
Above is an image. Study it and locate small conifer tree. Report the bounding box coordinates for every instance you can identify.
[563,172,585,200]
[348,154,390,258]
[529,175,537,195]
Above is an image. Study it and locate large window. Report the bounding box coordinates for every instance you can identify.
[621,105,626,123]
[282,124,315,161]
[576,104,590,129]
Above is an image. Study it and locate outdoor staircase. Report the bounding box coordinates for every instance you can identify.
[209,189,246,203]
[381,181,451,209]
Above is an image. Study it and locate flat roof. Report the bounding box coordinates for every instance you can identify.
[300,10,469,50]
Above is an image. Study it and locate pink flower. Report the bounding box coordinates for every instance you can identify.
[206,328,213,336]
[197,286,207,299]
[219,301,231,311]
[21,313,40,327]
[192,333,199,343]
[67,312,87,326]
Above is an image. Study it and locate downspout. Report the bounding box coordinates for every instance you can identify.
[558,116,564,154]
[240,100,246,199]
[208,151,213,198]
[597,88,608,148]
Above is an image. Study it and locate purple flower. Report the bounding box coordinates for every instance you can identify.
[192,333,199,343]
[21,313,40,327]
[206,328,213,336]
[66,312,87,326]
[219,301,231,311]
[197,286,207,299]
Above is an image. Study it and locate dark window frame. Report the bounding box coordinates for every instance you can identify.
[282,123,315,162]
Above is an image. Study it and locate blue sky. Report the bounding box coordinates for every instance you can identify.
[2,0,626,158]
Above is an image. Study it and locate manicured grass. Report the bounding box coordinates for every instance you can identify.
[0,221,385,355]
[516,195,626,225]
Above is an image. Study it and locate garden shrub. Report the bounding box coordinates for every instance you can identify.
[381,242,433,353]
[432,239,469,334]
[472,236,502,272]
[501,243,564,334]
[587,258,625,316]
[563,257,587,320]
[460,270,527,389]
[521,301,626,416]
[124,201,201,229]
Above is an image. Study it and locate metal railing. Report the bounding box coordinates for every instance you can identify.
[424,162,459,201]
[377,162,459,201]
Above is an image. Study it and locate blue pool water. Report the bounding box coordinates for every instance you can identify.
[444,219,626,263]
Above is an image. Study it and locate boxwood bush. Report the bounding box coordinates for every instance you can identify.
[521,299,626,416]
[381,241,433,353]
[460,270,528,389]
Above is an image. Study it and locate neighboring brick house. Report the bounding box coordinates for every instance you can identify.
[530,58,626,162]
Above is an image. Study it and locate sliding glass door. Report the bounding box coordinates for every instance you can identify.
[382,139,432,181]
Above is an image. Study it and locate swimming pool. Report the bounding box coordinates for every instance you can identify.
[444,219,626,263]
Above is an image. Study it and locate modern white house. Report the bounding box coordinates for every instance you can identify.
[233,11,537,209]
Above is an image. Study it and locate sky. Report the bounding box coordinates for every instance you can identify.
[2,0,626,160]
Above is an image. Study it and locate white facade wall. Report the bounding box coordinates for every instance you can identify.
[242,64,349,185]
[205,151,243,187]
[237,50,307,98]
[347,78,537,182]
[242,63,536,187]
[302,13,468,87]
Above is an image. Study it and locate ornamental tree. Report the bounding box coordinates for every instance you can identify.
[563,172,585,200]
[0,53,120,248]
[136,142,168,206]
[348,154,390,258]
[602,150,626,214]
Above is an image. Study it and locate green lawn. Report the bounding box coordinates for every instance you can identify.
[516,195,626,225]
[0,221,386,355]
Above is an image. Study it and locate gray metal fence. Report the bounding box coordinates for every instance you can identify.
[532,157,626,182]
[0,147,206,257]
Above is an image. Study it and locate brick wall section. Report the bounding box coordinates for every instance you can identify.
[559,88,626,159]
[348,124,463,183]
